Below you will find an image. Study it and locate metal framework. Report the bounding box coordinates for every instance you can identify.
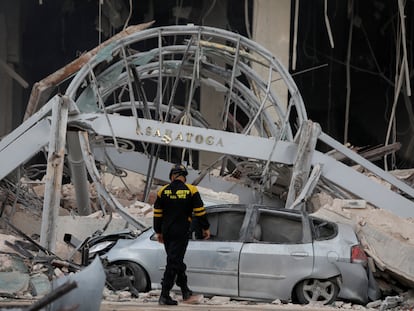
[63,25,309,205]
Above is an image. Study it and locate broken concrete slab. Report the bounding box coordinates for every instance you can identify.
[0,255,30,297]
[359,225,414,284]
[0,271,29,297]
[29,273,51,297]
[0,254,28,273]
[311,197,414,286]
[56,215,130,247]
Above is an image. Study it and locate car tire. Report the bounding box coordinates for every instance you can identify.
[111,261,148,293]
[296,278,339,305]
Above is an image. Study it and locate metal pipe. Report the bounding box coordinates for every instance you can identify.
[66,131,91,216]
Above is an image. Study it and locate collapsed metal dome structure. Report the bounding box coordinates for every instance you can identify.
[63,24,310,206]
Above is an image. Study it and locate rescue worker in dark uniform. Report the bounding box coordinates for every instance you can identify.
[153,164,210,305]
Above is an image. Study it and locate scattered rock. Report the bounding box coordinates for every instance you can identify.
[366,300,382,308]
[207,296,231,304]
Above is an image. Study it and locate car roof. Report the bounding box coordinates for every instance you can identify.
[206,203,304,216]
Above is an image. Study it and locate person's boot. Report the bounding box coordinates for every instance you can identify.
[160,271,177,305]
[159,294,178,305]
[176,273,193,300]
[181,285,193,301]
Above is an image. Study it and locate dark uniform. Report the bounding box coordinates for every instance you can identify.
[153,164,210,305]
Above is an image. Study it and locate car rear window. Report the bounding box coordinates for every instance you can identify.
[311,218,337,240]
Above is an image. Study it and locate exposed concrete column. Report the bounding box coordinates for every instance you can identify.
[253,0,291,111]
[39,96,69,253]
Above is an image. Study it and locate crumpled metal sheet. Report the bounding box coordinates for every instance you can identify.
[48,257,105,311]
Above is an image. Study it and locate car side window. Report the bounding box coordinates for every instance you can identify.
[311,218,337,240]
[205,211,245,241]
[257,212,303,244]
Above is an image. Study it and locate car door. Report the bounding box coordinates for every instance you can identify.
[184,208,247,297]
[239,208,314,301]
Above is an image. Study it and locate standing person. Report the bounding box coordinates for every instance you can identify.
[153,164,210,305]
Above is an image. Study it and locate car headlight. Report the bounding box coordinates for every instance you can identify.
[89,241,115,256]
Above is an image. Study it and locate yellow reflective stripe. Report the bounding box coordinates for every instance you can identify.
[193,207,204,212]
[186,184,199,195]
[157,184,169,196]
[153,208,163,218]
[194,211,206,216]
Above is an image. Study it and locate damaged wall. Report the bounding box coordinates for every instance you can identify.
[0,0,24,138]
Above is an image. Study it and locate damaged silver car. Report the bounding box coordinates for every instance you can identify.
[98,203,379,305]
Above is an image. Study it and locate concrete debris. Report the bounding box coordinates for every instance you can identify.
[366,300,383,308]
[271,298,283,305]
[29,273,51,297]
[1,173,414,311]
[311,195,414,286]
[207,296,232,305]
[379,296,404,311]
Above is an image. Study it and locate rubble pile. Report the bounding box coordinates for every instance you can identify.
[0,170,414,310]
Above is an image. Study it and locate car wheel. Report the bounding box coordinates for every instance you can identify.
[296,278,339,305]
[111,261,148,293]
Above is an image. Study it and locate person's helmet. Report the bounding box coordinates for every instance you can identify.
[169,164,188,180]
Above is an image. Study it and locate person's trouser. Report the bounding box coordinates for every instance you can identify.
[161,237,189,296]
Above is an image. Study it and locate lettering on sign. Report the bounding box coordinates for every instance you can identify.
[137,126,224,147]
